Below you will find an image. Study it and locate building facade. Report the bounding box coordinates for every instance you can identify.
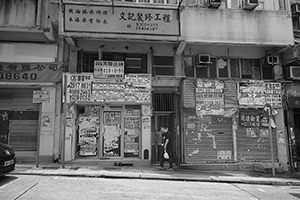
[57,0,294,171]
[0,0,61,164]
[1,0,295,171]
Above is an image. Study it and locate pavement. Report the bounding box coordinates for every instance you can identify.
[10,163,300,186]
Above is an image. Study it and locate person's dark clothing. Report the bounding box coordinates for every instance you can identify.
[159,131,173,168]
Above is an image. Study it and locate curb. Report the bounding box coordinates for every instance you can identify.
[11,170,300,186]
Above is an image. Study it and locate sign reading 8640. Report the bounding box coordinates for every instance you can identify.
[0,72,37,80]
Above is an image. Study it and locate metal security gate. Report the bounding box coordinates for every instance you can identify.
[185,109,234,163]
[151,92,176,164]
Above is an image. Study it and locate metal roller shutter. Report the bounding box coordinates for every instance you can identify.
[0,88,39,151]
[185,109,234,163]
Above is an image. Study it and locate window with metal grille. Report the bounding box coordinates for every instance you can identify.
[77,51,98,73]
[152,93,174,112]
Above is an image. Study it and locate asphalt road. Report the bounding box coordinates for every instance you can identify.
[1,175,300,200]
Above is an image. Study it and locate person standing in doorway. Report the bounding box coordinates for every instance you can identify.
[157,126,173,171]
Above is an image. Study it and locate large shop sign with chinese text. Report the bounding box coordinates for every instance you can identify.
[65,73,151,103]
[0,63,62,83]
[238,81,282,108]
[63,4,179,36]
[195,79,224,116]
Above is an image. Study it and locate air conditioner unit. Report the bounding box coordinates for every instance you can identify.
[208,0,221,9]
[289,66,300,80]
[292,4,300,16]
[243,0,258,10]
[198,54,211,64]
[267,56,279,65]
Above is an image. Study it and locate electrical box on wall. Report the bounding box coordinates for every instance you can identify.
[289,66,300,80]
[208,0,221,8]
[198,54,211,64]
[243,0,259,10]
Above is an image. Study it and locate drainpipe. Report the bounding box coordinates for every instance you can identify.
[36,0,42,28]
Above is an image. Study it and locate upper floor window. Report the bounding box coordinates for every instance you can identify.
[184,56,277,80]
[152,56,174,76]
[77,51,147,74]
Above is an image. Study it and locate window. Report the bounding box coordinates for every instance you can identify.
[77,51,147,74]
[152,56,174,76]
[184,56,267,80]
[77,51,98,73]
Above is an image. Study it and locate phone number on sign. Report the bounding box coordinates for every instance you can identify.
[0,72,37,80]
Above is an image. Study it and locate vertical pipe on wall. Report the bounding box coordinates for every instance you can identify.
[36,0,42,27]
[36,103,42,168]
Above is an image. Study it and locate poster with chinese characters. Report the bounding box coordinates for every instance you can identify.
[65,74,93,102]
[94,60,124,79]
[264,82,282,108]
[124,117,140,156]
[195,79,224,116]
[238,81,265,107]
[63,4,179,36]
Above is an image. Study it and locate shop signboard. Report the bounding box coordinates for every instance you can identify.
[0,63,62,83]
[94,60,124,79]
[195,79,224,116]
[63,4,179,36]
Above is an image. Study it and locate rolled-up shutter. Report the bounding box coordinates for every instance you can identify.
[0,88,39,151]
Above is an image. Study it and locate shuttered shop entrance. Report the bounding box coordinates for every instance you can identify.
[185,109,234,163]
[0,88,39,151]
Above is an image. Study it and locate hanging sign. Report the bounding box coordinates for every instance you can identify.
[94,60,124,79]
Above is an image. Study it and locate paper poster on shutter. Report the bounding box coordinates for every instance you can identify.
[238,81,265,107]
[264,82,282,108]
[195,79,224,116]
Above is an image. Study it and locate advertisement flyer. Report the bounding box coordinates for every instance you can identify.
[195,79,224,116]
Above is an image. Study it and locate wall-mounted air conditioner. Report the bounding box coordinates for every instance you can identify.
[292,4,300,16]
[208,0,221,9]
[267,56,279,65]
[243,0,258,10]
[198,54,211,64]
[289,66,300,80]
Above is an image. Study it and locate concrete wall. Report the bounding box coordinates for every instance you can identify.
[181,7,294,46]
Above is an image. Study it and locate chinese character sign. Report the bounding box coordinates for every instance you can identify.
[195,79,224,116]
[64,4,179,36]
[238,81,265,107]
[66,74,93,102]
[238,81,282,108]
[94,60,124,79]
[0,63,62,83]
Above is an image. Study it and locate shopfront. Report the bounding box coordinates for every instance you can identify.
[0,43,60,163]
[64,71,152,165]
[181,51,288,170]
